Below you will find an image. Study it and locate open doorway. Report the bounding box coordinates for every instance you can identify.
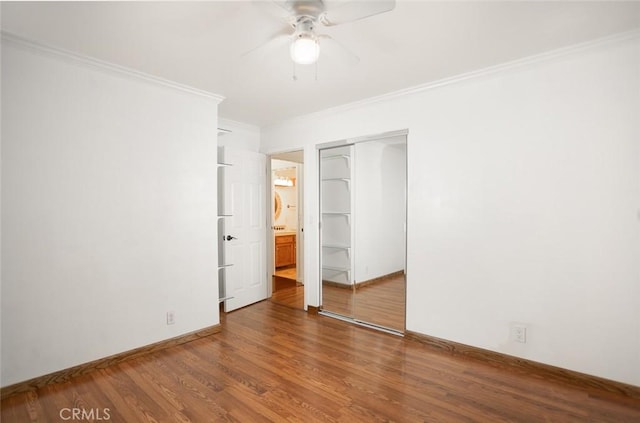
[270,151,304,310]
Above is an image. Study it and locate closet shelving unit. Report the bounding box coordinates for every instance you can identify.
[217,145,234,303]
[320,147,355,287]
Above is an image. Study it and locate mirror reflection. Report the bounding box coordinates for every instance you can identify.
[320,134,406,332]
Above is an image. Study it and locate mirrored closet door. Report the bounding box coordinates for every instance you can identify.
[320,133,407,333]
[320,145,355,318]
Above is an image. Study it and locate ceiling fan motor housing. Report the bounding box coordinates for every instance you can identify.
[294,17,316,36]
[286,0,326,21]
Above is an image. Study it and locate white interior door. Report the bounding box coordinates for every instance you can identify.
[221,148,267,312]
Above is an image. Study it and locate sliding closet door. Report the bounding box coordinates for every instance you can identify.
[319,133,407,333]
[352,137,406,332]
[319,145,354,318]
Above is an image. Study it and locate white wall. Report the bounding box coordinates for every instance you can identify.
[218,118,260,152]
[272,160,299,231]
[354,139,406,282]
[261,34,640,386]
[273,186,298,230]
[1,37,222,386]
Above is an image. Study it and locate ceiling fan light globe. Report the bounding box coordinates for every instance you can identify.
[290,36,320,65]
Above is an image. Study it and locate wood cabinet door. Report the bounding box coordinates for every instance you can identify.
[275,235,296,267]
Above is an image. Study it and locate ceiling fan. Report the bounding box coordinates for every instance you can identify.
[249,0,396,67]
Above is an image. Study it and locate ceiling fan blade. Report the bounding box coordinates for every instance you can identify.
[319,0,395,27]
[240,28,292,60]
[318,34,360,66]
[252,1,295,25]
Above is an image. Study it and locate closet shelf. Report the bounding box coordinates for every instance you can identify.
[218,264,234,269]
[322,244,351,258]
[322,212,350,224]
[322,265,351,272]
[321,178,351,188]
[321,154,350,162]
[322,244,351,250]
[321,267,351,282]
[218,296,234,303]
[217,162,233,167]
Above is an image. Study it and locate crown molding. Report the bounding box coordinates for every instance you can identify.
[271,29,640,128]
[218,117,261,134]
[1,31,225,104]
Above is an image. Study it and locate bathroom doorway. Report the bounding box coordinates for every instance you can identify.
[270,151,304,310]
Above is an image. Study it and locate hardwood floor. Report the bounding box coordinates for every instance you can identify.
[274,265,296,280]
[322,274,406,331]
[270,277,304,310]
[2,301,639,422]
[354,273,405,331]
[271,265,304,310]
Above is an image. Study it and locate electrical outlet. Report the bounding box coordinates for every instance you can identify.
[512,325,526,343]
[166,311,175,325]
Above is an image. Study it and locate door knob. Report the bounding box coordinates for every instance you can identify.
[224,235,237,241]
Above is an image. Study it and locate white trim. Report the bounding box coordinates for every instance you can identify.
[348,129,409,145]
[218,117,260,133]
[268,29,640,127]
[316,129,409,150]
[1,31,225,103]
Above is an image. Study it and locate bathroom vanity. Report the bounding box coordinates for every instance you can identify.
[275,233,296,268]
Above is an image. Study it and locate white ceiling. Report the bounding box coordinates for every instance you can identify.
[2,1,639,127]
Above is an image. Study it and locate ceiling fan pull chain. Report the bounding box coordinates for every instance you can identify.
[292,62,298,81]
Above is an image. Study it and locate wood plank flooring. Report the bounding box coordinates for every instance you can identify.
[2,301,639,422]
[274,266,297,280]
[270,277,304,310]
[322,274,406,331]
